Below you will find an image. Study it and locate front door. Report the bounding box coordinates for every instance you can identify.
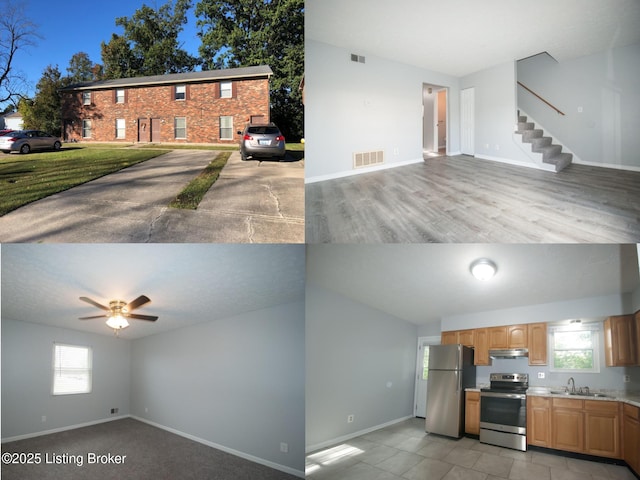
[150,118,161,142]
[138,118,149,142]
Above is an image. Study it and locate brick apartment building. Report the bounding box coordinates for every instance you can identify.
[60,65,272,144]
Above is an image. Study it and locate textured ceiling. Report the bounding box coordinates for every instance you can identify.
[1,244,305,339]
[307,244,640,325]
[306,0,640,77]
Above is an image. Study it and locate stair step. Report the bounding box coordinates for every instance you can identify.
[522,129,544,141]
[544,152,573,172]
[518,115,527,123]
[535,144,563,160]
[517,122,535,131]
[530,136,552,149]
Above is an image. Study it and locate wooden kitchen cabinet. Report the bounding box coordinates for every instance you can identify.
[441,331,457,345]
[604,314,638,366]
[584,400,621,459]
[488,326,508,348]
[458,329,475,347]
[527,396,551,447]
[507,325,528,348]
[551,398,584,453]
[623,403,640,475]
[474,328,489,365]
[527,322,547,365]
[465,391,480,435]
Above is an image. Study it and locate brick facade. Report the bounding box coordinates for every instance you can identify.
[60,67,271,144]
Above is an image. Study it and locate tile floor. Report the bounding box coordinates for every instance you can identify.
[306,418,637,480]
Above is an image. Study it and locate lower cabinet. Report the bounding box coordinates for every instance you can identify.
[584,400,620,458]
[465,391,480,435]
[623,403,640,475]
[527,396,551,447]
[551,398,584,453]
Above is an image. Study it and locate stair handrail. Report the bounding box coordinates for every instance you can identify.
[517,81,565,116]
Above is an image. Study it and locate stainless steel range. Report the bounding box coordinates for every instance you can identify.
[480,373,528,451]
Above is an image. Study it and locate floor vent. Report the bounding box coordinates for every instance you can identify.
[353,150,384,169]
[351,53,366,64]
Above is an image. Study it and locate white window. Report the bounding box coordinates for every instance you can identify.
[175,117,186,139]
[52,343,92,395]
[219,116,233,140]
[115,119,126,139]
[549,323,600,373]
[82,92,91,105]
[115,89,125,103]
[175,85,186,100]
[220,81,232,98]
[82,119,92,138]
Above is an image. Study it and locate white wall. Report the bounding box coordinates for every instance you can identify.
[460,61,536,168]
[1,319,131,440]
[517,43,640,170]
[306,285,417,450]
[305,40,460,182]
[130,301,305,475]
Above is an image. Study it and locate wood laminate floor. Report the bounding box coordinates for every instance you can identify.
[305,156,640,243]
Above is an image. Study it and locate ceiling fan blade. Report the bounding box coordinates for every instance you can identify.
[79,296,109,311]
[79,315,108,320]
[125,295,151,312]
[127,313,158,322]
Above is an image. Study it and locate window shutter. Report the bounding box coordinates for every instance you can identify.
[231,81,237,98]
[186,84,191,100]
[171,85,176,100]
[113,90,117,103]
[124,89,128,104]
[214,82,220,99]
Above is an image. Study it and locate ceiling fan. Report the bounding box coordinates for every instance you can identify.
[79,295,158,334]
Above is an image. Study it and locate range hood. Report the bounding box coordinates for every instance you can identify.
[489,348,529,359]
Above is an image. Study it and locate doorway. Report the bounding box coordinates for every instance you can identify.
[423,84,448,158]
[461,87,475,155]
[413,336,440,418]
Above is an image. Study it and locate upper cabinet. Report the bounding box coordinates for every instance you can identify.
[528,323,548,366]
[488,326,508,349]
[441,330,474,346]
[508,325,528,348]
[604,314,638,366]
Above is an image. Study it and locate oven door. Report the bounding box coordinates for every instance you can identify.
[480,392,526,434]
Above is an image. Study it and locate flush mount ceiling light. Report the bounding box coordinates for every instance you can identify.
[105,301,130,332]
[470,258,497,281]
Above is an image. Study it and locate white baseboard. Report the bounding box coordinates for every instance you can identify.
[305,415,414,453]
[475,153,555,172]
[131,416,304,478]
[1,415,130,443]
[305,158,423,184]
[572,159,640,172]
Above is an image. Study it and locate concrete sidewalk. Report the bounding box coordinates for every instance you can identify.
[0,150,304,243]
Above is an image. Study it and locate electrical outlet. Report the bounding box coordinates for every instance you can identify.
[280,442,288,453]
[347,414,354,423]
[537,372,545,379]
[41,415,46,423]
[145,407,148,413]
[393,148,399,156]
[111,408,115,414]
[624,375,631,383]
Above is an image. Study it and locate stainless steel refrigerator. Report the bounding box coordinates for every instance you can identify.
[425,344,476,438]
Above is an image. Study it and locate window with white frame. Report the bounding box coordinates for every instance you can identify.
[174,117,186,139]
[219,116,233,140]
[82,92,91,105]
[82,119,92,138]
[115,118,126,139]
[220,81,232,98]
[549,323,600,373]
[52,343,92,395]
[175,85,186,100]
[115,89,125,103]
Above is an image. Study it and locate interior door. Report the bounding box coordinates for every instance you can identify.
[437,89,447,150]
[414,336,440,418]
[461,87,475,155]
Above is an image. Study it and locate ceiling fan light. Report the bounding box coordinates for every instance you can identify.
[106,315,129,330]
[470,258,497,281]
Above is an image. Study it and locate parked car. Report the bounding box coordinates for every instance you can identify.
[0,129,14,136]
[237,123,286,160]
[0,130,62,154]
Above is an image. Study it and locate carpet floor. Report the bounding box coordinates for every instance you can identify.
[1,418,298,480]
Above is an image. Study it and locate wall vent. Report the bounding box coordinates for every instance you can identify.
[350,53,365,64]
[353,150,384,169]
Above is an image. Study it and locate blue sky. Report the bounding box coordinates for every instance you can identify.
[8,0,202,102]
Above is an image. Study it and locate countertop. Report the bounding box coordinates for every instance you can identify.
[464,387,640,408]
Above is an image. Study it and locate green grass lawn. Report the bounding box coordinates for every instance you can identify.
[0,147,170,216]
[169,151,232,209]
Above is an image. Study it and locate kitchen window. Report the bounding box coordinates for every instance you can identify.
[115,118,126,139]
[549,324,600,373]
[52,343,92,395]
[174,117,186,139]
[219,116,233,140]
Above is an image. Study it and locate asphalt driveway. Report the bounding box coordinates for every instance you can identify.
[0,149,304,243]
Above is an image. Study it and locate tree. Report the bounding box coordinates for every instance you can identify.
[0,0,40,105]
[101,0,199,79]
[196,0,304,140]
[66,52,97,84]
[19,65,63,135]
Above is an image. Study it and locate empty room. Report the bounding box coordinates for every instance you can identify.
[304,0,640,243]
[1,244,305,479]
[306,243,640,480]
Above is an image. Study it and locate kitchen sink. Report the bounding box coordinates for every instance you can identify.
[549,390,612,398]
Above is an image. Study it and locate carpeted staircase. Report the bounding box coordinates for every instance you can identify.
[515,111,572,172]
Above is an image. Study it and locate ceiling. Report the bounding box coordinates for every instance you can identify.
[307,244,640,325]
[306,0,640,77]
[1,244,305,339]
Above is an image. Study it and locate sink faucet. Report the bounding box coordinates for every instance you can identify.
[567,377,576,394]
